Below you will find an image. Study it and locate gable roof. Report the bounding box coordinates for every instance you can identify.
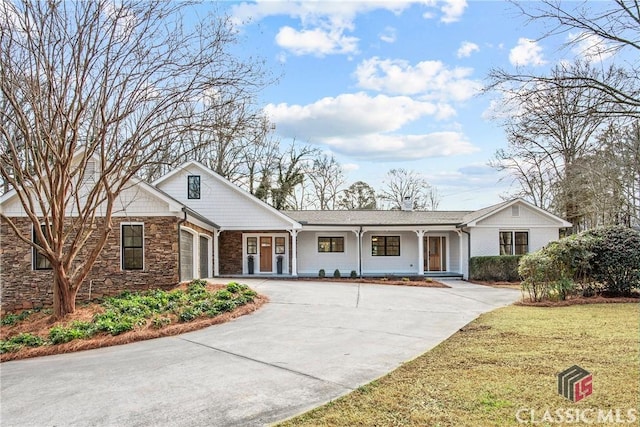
[284,209,472,226]
[459,198,572,227]
[153,161,301,229]
[284,198,572,228]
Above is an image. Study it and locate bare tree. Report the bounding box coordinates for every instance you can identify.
[306,154,345,210]
[378,169,438,210]
[0,1,267,318]
[256,143,319,210]
[494,0,640,117]
[338,181,377,210]
[488,62,613,230]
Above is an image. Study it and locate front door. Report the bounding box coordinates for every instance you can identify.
[260,237,272,272]
[425,236,446,272]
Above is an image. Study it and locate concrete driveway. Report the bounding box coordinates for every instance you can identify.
[0,279,519,427]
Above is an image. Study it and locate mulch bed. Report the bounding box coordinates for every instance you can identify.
[468,280,639,306]
[0,283,267,362]
[299,277,449,288]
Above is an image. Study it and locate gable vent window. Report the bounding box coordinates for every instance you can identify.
[188,175,201,199]
[511,205,520,217]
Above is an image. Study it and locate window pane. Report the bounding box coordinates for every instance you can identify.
[247,237,257,254]
[123,248,143,269]
[331,237,344,252]
[515,232,529,255]
[275,237,286,254]
[499,232,513,255]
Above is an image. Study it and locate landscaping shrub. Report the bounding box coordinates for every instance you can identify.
[469,256,522,281]
[582,226,640,295]
[49,321,97,344]
[518,225,640,301]
[518,252,554,302]
[319,269,326,278]
[350,270,357,279]
[1,280,259,351]
[333,269,341,278]
[1,310,33,326]
[0,333,46,353]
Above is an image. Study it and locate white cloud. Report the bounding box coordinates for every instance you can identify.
[265,92,478,161]
[509,38,547,67]
[457,41,479,58]
[275,26,358,56]
[354,57,481,102]
[342,163,360,172]
[322,132,478,161]
[440,0,467,23]
[568,32,615,62]
[265,92,444,138]
[231,1,468,56]
[379,26,397,43]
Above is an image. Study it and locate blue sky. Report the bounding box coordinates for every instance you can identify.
[206,1,615,210]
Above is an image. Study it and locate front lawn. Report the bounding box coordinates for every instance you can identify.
[0,280,266,361]
[279,303,639,426]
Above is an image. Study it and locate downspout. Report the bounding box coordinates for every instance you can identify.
[177,208,188,282]
[459,226,471,280]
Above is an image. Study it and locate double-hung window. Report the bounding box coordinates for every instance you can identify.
[122,224,144,270]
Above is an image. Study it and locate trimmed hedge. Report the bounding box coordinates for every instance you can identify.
[469,255,522,282]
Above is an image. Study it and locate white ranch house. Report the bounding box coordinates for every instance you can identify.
[0,156,571,311]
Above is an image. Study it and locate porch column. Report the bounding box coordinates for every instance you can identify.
[213,229,220,277]
[416,230,425,275]
[351,229,361,277]
[456,230,464,277]
[289,229,298,276]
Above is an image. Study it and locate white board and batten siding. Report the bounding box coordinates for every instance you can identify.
[156,163,296,230]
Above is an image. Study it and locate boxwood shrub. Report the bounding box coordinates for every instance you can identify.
[469,255,522,282]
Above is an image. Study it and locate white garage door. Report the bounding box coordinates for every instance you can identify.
[180,230,194,281]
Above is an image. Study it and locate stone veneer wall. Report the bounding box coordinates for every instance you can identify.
[1,216,180,313]
[219,231,243,275]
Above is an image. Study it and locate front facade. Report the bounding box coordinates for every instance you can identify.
[0,157,571,312]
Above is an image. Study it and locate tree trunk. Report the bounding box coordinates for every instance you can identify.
[52,273,78,319]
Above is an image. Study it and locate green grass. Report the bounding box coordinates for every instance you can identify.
[279,304,639,427]
[0,280,258,353]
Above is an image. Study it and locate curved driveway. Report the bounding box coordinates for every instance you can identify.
[0,279,519,427]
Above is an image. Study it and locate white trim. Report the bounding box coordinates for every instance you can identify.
[242,232,290,275]
[120,222,145,271]
[154,161,302,229]
[465,199,572,228]
[198,233,213,278]
[424,233,449,272]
